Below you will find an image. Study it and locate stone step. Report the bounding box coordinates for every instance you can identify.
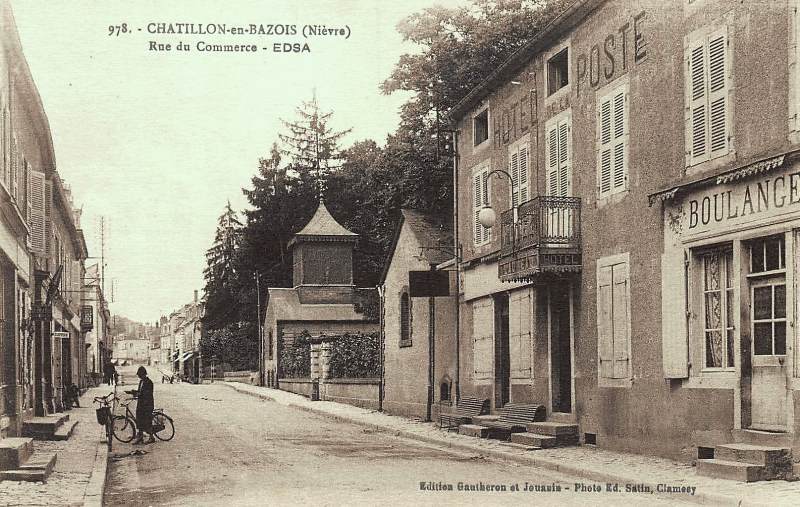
[732,429,792,448]
[0,438,34,471]
[53,420,79,441]
[696,459,764,482]
[511,432,557,448]
[526,422,578,437]
[19,452,57,477]
[0,469,48,482]
[715,443,789,466]
[458,424,489,438]
[500,441,539,452]
[22,414,70,440]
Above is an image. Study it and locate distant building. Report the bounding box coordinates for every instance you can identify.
[83,263,111,384]
[112,336,149,364]
[263,199,379,402]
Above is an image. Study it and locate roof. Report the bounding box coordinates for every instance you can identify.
[379,209,454,284]
[296,199,357,237]
[448,0,603,122]
[265,287,375,323]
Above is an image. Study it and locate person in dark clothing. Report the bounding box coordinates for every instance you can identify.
[126,366,155,444]
[109,363,118,386]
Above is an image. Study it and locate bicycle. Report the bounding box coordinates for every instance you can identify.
[93,393,115,452]
[112,394,175,442]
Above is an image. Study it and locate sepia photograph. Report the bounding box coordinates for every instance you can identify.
[1,0,800,505]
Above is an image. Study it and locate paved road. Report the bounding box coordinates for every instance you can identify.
[105,368,691,506]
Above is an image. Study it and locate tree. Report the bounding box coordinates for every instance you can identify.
[202,202,243,331]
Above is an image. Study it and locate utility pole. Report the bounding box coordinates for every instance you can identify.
[255,272,263,386]
[99,216,106,295]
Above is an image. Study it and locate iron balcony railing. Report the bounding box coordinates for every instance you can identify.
[500,196,582,256]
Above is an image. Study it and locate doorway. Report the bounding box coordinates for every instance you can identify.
[549,283,572,414]
[746,235,788,431]
[494,293,510,409]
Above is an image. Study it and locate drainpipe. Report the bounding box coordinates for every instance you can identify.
[452,129,461,403]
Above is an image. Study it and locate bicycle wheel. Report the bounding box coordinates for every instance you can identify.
[105,421,113,452]
[112,415,136,443]
[152,412,174,441]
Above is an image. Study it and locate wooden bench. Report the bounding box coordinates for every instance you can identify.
[482,403,546,440]
[438,397,489,431]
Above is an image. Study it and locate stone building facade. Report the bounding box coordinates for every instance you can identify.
[449,0,800,469]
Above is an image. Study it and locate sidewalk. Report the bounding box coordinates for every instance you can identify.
[224,382,800,507]
[0,386,111,507]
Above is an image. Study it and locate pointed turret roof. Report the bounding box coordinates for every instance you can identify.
[289,199,357,248]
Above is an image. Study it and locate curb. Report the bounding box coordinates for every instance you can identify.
[82,440,109,507]
[222,382,764,507]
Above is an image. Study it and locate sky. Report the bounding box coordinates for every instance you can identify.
[10,0,464,324]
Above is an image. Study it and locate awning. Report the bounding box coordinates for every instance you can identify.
[648,152,793,207]
[173,351,195,363]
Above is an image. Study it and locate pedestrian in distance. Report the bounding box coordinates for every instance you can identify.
[103,362,112,385]
[126,366,155,444]
[109,363,118,386]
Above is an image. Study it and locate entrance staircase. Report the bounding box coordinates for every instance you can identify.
[0,437,57,482]
[22,413,78,441]
[696,430,794,482]
[510,421,580,449]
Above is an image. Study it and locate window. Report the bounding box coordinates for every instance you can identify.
[700,248,735,368]
[472,298,493,380]
[399,291,411,347]
[472,165,491,246]
[686,26,731,166]
[473,109,489,147]
[508,136,529,209]
[545,113,571,197]
[748,235,787,356]
[597,254,631,383]
[547,48,569,96]
[597,82,629,198]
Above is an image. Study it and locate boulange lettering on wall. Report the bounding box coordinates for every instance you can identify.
[575,11,647,97]
[687,170,800,230]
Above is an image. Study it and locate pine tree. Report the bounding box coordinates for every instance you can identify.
[278,93,352,193]
[202,202,243,331]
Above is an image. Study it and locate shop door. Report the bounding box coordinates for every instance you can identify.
[747,236,788,431]
[549,284,572,413]
[494,294,510,409]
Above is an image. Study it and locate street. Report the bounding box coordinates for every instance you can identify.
[103,367,690,507]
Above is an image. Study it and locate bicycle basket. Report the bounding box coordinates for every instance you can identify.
[95,406,111,425]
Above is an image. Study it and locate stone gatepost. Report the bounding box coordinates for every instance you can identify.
[320,340,332,380]
[309,341,322,380]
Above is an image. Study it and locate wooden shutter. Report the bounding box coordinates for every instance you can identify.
[557,120,570,196]
[707,30,728,156]
[473,298,494,380]
[473,172,483,245]
[518,145,529,203]
[612,90,627,190]
[510,290,532,379]
[662,250,689,378]
[688,38,707,164]
[597,265,614,379]
[547,124,558,195]
[510,149,520,208]
[611,262,630,379]
[598,97,613,194]
[29,170,46,253]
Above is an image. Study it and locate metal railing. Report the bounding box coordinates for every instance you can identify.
[500,196,581,255]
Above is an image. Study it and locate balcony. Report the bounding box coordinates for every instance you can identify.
[498,196,582,282]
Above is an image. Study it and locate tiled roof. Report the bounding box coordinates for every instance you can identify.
[295,199,357,237]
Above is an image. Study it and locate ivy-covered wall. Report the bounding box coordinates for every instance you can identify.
[279,331,311,378]
[327,332,380,379]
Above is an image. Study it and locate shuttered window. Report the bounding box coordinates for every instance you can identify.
[686,27,730,166]
[597,255,631,382]
[472,166,491,246]
[509,139,530,209]
[597,84,628,197]
[509,289,533,379]
[545,113,571,197]
[472,298,494,380]
[29,170,46,253]
[399,291,412,347]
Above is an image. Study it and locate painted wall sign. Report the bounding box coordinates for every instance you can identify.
[678,167,800,234]
[575,11,648,97]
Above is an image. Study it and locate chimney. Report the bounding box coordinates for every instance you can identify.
[194,290,198,303]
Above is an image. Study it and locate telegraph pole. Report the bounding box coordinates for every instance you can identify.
[255,272,263,386]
